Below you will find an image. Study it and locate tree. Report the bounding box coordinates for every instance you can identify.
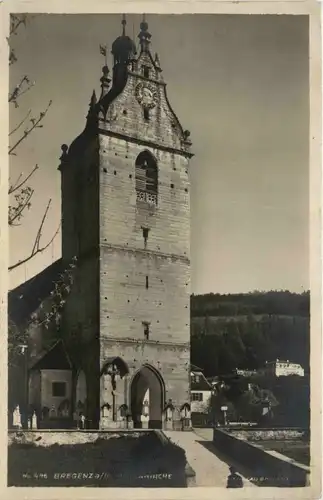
[208,388,237,424]
[190,291,310,376]
[235,384,279,423]
[8,14,58,272]
[7,15,77,370]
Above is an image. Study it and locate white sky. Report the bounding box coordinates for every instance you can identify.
[9,14,309,294]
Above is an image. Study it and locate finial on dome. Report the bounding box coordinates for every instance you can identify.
[59,144,69,166]
[138,13,151,52]
[141,13,148,30]
[122,14,126,35]
[111,17,137,65]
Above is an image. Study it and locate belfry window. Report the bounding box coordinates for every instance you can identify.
[135,151,158,206]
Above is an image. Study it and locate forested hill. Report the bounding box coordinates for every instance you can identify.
[190,291,310,378]
[191,291,310,317]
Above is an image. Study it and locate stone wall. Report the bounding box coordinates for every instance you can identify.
[8,430,196,487]
[99,136,190,255]
[99,247,190,344]
[225,428,307,442]
[213,427,310,487]
[100,339,190,410]
[40,369,72,411]
[97,73,191,418]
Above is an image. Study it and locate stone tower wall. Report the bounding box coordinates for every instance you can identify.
[98,129,191,412]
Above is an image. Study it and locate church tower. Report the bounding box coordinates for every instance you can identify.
[59,15,193,429]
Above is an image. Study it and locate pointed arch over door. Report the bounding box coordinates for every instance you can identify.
[130,364,165,429]
[135,150,158,205]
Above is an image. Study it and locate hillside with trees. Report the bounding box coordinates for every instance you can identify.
[190,291,310,377]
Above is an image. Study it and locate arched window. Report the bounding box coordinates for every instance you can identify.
[135,151,158,206]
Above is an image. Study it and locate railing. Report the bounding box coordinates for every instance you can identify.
[191,412,213,428]
[136,190,157,206]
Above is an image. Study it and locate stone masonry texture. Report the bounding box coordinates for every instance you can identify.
[60,43,192,426]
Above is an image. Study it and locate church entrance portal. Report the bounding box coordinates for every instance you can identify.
[130,365,165,429]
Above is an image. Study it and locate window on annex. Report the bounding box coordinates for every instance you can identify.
[135,151,158,206]
[191,392,203,402]
[52,381,67,398]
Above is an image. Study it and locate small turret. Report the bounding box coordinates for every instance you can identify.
[138,14,152,53]
[100,66,111,99]
[87,90,97,117]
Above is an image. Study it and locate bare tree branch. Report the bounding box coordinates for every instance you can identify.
[8,101,52,155]
[8,188,34,226]
[9,49,17,66]
[26,257,78,331]
[8,200,60,272]
[7,15,35,67]
[8,75,34,105]
[10,80,35,103]
[9,109,32,136]
[10,14,27,36]
[7,257,76,366]
[31,199,51,254]
[9,164,38,194]
[8,14,57,273]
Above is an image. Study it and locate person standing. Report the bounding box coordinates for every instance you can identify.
[226,466,243,488]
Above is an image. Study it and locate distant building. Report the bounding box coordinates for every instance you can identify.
[260,359,305,378]
[190,365,212,413]
[235,369,257,377]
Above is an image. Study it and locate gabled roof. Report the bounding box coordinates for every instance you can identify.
[191,372,212,391]
[191,363,204,372]
[8,259,63,329]
[31,339,72,371]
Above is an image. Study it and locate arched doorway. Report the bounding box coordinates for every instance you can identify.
[100,357,130,422]
[130,365,165,429]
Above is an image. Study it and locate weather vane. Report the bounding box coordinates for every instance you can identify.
[99,44,108,66]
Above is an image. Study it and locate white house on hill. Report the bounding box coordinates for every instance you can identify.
[260,359,305,377]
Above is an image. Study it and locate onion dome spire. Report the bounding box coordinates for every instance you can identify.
[111,14,137,65]
[138,14,152,52]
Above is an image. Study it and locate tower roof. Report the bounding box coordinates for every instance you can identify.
[8,259,63,329]
[111,14,136,64]
[30,339,72,371]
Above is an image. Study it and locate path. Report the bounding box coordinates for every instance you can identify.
[164,428,256,487]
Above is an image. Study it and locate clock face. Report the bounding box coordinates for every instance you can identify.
[135,83,157,109]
